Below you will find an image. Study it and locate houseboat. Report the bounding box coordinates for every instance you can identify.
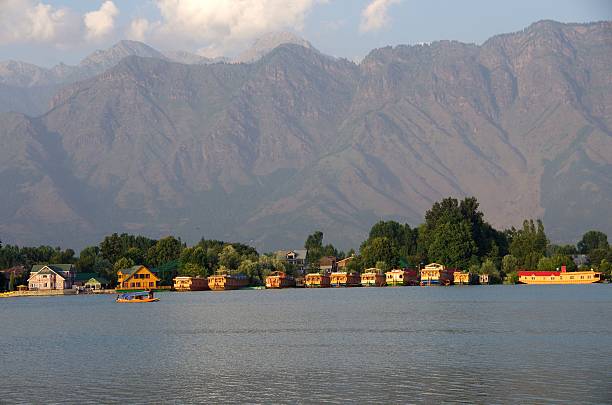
[420,263,454,286]
[207,273,249,291]
[305,273,331,288]
[173,276,209,291]
[295,276,305,288]
[454,272,478,285]
[385,269,419,286]
[330,272,361,287]
[265,271,296,289]
[518,267,602,285]
[361,269,386,287]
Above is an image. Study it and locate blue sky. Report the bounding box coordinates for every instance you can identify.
[1,0,611,66]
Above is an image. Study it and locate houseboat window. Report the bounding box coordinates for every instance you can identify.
[136,282,141,287]
[145,274,150,278]
[580,276,584,279]
[570,276,574,280]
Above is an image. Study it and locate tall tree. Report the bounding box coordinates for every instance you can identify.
[577,231,609,254]
[508,219,548,268]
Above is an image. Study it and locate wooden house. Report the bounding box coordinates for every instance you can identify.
[28,264,75,291]
[361,269,386,287]
[330,272,361,287]
[83,276,109,290]
[173,276,209,291]
[117,265,160,291]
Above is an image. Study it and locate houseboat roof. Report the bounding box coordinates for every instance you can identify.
[518,270,561,276]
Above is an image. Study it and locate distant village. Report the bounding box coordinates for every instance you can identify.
[1,197,610,297]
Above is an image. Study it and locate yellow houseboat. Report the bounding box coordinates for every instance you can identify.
[207,273,249,291]
[173,276,209,291]
[265,271,296,289]
[385,269,419,286]
[454,272,479,285]
[518,269,602,285]
[361,269,386,287]
[305,273,331,288]
[420,263,454,286]
[330,272,361,287]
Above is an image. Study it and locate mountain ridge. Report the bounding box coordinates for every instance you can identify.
[0,20,611,250]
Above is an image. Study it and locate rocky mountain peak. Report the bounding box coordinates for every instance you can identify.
[234,31,315,63]
[79,40,167,69]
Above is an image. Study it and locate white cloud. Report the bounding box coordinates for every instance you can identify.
[0,0,79,45]
[360,0,401,33]
[84,1,119,41]
[137,0,325,55]
[127,18,152,42]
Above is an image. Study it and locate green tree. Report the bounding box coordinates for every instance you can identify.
[537,254,577,272]
[375,261,389,272]
[113,257,135,273]
[598,259,611,279]
[501,255,519,275]
[423,221,477,270]
[588,248,610,267]
[360,237,398,269]
[577,230,609,254]
[218,245,241,271]
[76,246,99,273]
[147,236,182,267]
[480,259,501,283]
[8,271,15,291]
[180,263,206,277]
[508,219,547,267]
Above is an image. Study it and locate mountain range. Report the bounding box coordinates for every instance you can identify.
[0,21,611,251]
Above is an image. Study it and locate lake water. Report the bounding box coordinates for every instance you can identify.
[1,285,611,404]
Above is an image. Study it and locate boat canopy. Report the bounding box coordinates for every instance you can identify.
[119,291,151,298]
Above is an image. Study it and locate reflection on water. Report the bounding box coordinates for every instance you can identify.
[1,285,611,403]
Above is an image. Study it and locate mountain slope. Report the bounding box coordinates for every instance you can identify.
[0,21,610,250]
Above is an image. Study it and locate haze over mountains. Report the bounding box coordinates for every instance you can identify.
[0,20,610,251]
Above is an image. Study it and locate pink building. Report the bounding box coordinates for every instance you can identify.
[28,264,75,291]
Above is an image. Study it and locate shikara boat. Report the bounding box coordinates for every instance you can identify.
[116,291,159,303]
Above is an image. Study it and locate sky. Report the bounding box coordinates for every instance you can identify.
[1,0,611,66]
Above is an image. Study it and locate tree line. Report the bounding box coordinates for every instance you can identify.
[1,196,611,290]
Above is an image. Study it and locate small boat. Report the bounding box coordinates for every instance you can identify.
[116,291,159,303]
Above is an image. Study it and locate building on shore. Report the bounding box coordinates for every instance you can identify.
[319,256,338,274]
[117,265,160,291]
[275,249,308,275]
[518,267,601,285]
[207,273,249,291]
[265,271,295,289]
[361,269,386,287]
[84,276,109,290]
[28,264,75,291]
[386,269,419,286]
[330,272,361,287]
[420,263,454,286]
[336,255,354,271]
[305,273,330,288]
[173,276,209,291]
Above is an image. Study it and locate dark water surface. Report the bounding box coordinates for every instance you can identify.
[1,285,611,404]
